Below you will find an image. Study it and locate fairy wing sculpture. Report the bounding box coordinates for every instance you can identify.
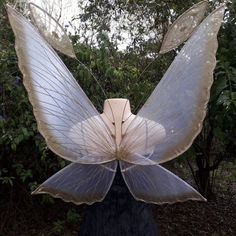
[7,4,224,204]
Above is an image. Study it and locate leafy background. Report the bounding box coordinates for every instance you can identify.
[0,0,235,235]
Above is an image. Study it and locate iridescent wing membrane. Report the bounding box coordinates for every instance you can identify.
[120,162,205,203]
[119,6,224,203]
[7,5,117,204]
[7,6,115,164]
[29,2,76,58]
[122,6,225,165]
[32,161,117,205]
[160,1,208,53]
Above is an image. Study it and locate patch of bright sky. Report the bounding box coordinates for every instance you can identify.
[16,0,158,51]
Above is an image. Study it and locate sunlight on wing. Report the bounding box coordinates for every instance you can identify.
[121,115,166,165]
[33,161,117,205]
[160,1,208,54]
[7,6,115,164]
[120,161,206,204]
[124,5,225,165]
[69,115,116,158]
[29,3,76,58]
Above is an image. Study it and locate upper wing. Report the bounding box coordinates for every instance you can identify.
[29,3,76,58]
[32,161,117,205]
[7,6,115,164]
[159,1,208,54]
[121,6,224,165]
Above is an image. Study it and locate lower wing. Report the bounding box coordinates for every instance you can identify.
[32,161,117,205]
[120,160,206,204]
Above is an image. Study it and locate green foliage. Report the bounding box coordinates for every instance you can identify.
[75,0,200,54]
[66,209,81,225]
[52,220,65,234]
[51,209,81,235]
[68,38,158,113]
[0,175,14,186]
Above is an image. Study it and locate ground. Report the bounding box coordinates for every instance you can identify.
[156,193,236,235]
[156,160,236,236]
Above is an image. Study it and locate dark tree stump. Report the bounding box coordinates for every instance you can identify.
[79,166,159,236]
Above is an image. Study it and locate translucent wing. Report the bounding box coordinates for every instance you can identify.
[120,161,205,204]
[160,1,208,54]
[121,6,225,165]
[7,6,115,164]
[29,2,76,58]
[33,161,117,205]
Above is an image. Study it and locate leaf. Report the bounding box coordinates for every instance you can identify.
[210,78,228,102]
[0,176,15,186]
[66,209,80,224]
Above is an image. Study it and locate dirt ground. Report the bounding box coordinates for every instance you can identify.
[155,192,236,236]
[155,160,236,236]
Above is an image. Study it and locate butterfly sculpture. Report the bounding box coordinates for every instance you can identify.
[7,3,224,205]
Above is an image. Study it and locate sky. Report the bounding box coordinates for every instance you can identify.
[15,0,157,51]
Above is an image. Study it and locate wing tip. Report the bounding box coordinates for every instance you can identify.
[131,192,207,205]
[6,4,15,16]
[159,0,209,54]
[28,1,77,58]
[31,186,106,206]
